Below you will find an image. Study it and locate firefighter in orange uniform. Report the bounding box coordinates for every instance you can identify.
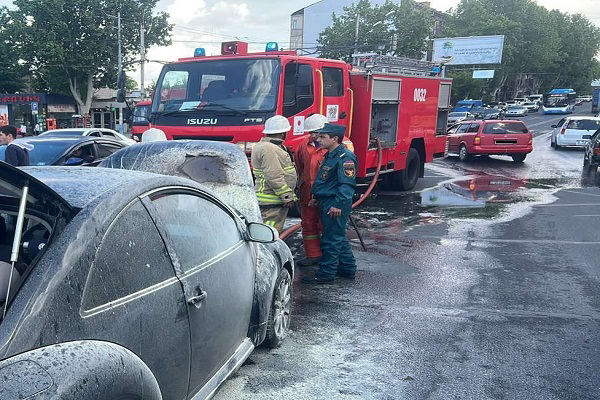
[294,114,329,266]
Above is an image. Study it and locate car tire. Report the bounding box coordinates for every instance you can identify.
[264,268,292,348]
[458,145,471,162]
[512,154,527,163]
[383,148,421,191]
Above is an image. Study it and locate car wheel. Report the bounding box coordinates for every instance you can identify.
[265,268,292,348]
[512,154,527,163]
[382,148,421,191]
[458,145,471,162]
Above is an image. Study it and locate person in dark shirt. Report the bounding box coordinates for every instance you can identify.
[0,125,30,166]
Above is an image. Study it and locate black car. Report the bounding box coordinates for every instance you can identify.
[0,136,126,166]
[583,128,600,176]
[0,159,293,399]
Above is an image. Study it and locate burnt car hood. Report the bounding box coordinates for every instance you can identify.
[99,140,261,222]
[0,162,74,215]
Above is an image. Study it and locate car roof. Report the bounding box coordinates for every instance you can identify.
[564,117,600,121]
[462,119,525,124]
[18,136,123,146]
[21,166,194,209]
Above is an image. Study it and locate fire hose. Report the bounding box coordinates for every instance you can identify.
[279,138,383,249]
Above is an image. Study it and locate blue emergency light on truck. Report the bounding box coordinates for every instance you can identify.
[543,88,576,114]
[454,99,483,112]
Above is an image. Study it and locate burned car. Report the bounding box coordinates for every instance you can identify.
[0,144,293,399]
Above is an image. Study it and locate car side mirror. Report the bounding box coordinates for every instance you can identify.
[551,125,557,128]
[64,157,84,166]
[246,222,277,243]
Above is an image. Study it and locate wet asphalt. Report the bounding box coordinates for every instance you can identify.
[214,105,600,400]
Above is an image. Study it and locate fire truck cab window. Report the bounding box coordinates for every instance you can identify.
[283,62,314,117]
[322,67,344,97]
[155,59,280,113]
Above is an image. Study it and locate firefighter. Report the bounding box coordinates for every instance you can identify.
[251,115,297,233]
[302,123,358,284]
[294,114,328,266]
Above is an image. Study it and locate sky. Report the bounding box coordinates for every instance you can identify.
[139,0,600,88]
[0,0,598,88]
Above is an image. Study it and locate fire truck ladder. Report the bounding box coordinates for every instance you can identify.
[352,53,439,77]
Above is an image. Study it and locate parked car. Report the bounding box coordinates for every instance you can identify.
[0,142,294,399]
[551,117,600,149]
[0,136,126,166]
[447,111,474,126]
[505,105,527,117]
[40,128,136,145]
[583,128,600,176]
[523,101,539,113]
[447,119,533,162]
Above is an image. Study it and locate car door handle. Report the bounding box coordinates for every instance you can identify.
[188,290,207,305]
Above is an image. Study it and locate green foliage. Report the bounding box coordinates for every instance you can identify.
[2,0,172,112]
[0,8,25,92]
[317,0,432,61]
[446,0,600,100]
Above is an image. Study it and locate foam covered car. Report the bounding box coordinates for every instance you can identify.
[0,141,294,399]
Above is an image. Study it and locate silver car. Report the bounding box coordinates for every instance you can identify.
[551,117,600,149]
[447,111,474,126]
[505,106,527,117]
[40,128,136,145]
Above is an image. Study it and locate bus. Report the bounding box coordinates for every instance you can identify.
[542,88,576,114]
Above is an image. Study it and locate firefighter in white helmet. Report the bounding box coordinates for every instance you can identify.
[251,115,297,233]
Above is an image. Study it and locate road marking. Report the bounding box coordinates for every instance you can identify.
[408,235,600,245]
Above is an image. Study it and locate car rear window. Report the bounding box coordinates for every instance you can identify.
[566,119,600,131]
[483,122,529,134]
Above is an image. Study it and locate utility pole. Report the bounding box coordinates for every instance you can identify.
[117,11,123,135]
[354,12,360,53]
[140,10,145,99]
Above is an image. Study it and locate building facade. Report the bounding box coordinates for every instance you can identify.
[0,93,78,133]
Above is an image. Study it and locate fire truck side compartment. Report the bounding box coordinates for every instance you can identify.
[371,79,400,146]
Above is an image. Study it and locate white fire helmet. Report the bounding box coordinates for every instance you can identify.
[304,114,328,132]
[262,115,291,135]
[142,128,167,142]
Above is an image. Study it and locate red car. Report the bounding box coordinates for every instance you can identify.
[447,119,533,162]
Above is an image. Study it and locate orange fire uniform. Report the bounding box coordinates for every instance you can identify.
[295,136,328,258]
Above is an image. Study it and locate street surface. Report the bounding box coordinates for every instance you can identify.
[215,105,600,400]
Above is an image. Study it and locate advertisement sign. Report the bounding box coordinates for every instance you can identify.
[473,70,495,79]
[47,104,77,113]
[0,105,8,126]
[432,35,505,65]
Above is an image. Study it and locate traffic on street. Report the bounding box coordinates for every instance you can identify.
[214,107,600,400]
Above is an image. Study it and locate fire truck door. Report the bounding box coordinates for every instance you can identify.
[319,64,349,129]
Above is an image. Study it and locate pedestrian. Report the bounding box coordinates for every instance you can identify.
[19,123,27,136]
[34,123,41,135]
[251,115,297,233]
[294,114,329,266]
[301,123,358,284]
[0,125,30,166]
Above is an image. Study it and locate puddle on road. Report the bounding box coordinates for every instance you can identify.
[353,173,574,233]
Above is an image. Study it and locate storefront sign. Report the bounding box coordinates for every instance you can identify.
[48,104,77,113]
[0,95,42,104]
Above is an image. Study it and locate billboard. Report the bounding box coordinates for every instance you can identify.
[432,35,505,65]
[473,70,495,79]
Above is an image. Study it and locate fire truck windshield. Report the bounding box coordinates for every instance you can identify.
[153,58,280,114]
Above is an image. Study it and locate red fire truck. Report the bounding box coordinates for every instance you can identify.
[149,41,452,190]
[131,100,152,142]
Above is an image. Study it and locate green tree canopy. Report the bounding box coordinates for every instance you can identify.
[0,8,25,93]
[3,0,172,114]
[445,0,600,100]
[317,0,432,61]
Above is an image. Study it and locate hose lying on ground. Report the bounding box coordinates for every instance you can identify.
[279,138,383,241]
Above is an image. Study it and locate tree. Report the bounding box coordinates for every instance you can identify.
[317,0,432,61]
[4,0,172,114]
[445,0,600,100]
[0,8,25,93]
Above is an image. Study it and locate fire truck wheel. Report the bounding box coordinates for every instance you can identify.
[458,145,471,162]
[383,148,421,191]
